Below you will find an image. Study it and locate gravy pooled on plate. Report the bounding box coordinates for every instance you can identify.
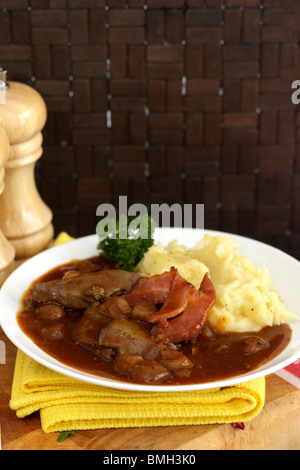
[17,256,292,385]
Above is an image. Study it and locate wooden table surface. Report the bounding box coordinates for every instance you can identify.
[1,324,300,451]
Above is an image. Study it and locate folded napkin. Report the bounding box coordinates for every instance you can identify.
[10,350,265,433]
[52,231,75,245]
[9,232,266,433]
[276,358,300,389]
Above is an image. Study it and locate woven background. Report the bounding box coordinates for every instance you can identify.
[1,0,300,259]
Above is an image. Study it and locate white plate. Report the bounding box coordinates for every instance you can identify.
[0,228,300,392]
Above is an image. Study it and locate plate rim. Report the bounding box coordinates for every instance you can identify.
[1,227,300,392]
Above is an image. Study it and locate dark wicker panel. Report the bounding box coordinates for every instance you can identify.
[1,0,300,258]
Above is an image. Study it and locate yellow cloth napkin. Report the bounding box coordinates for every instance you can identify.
[53,231,75,245]
[9,232,266,433]
[10,350,265,433]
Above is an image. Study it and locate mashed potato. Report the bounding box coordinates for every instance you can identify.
[136,234,295,333]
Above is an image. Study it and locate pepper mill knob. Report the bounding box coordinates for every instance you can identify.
[0,69,54,260]
[0,125,15,285]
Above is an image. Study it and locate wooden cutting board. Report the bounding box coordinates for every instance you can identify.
[1,325,300,451]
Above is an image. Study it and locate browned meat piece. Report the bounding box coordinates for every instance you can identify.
[158,349,193,371]
[73,297,133,354]
[146,269,191,323]
[131,360,171,384]
[96,294,157,322]
[97,296,131,319]
[241,336,269,354]
[36,303,66,320]
[32,270,140,310]
[130,301,157,321]
[114,353,143,375]
[123,268,176,305]
[40,323,66,341]
[150,272,216,343]
[59,256,117,275]
[42,265,216,384]
[98,317,160,360]
[98,317,193,384]
[119,267,216,343]
[96,345,116,361]
[73,302,112,350]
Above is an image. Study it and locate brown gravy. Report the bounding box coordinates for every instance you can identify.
[17,257,292,386]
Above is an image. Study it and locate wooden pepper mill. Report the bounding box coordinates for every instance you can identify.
[0,125,15,285]
[0,68,54,260]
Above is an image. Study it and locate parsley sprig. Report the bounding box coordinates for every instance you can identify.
[57,430,76,442]
[96,214,156,271]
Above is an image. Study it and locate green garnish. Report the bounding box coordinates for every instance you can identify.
[56,430,76,442]
[96,214,156,271]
